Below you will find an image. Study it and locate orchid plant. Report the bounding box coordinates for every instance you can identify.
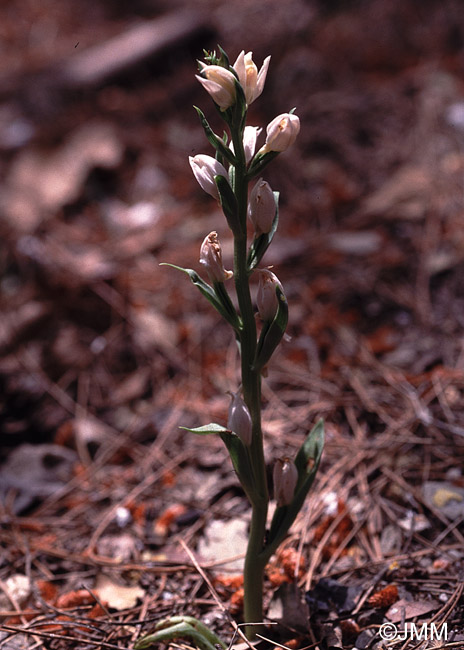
[136,47,324,647]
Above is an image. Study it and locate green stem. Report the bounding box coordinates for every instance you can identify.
[231,125,269,639]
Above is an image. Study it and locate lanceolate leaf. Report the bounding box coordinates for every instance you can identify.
[180,423,229,435]
[246,150,279,180]
[253,284,288,372]
[219,430,255,502]
[160,264,240,331]
[194,106,237,166]
[262,419,324,560]
[214,174,241,235]
[180,422,255,499]
[247,191,279,271]
[135,621,219,650]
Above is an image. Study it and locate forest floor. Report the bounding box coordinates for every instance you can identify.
[1,1,464,648]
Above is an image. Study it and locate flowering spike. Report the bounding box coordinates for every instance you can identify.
[199,231,233,284]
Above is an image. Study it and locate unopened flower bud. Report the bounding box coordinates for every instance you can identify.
[189,154,229,201]
[228,392,252,446]
[233,51,271,105]
[248,179,275,235]
[261,113,300,153]
[199,231,233,283]
[256,269,282,322]
[273,457,298,507]
[196,64,237,110]
[230,126,262,164]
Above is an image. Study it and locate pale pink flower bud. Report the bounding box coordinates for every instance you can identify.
[199,231,233,283]
[256,269,282,322]
[248,178,275,235]
[243,126,262,164]
[273,457,298,507]
[230,126,262,164]
[189,154,229,201]
[228,392,252,446]
[261,113,300,153]
[233,51,271,105]
[195,64,237,110]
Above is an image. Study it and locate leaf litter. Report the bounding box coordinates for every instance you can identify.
[1,0,464,648]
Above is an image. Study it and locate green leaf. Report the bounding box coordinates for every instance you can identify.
[262,419,324,560]
[253,283,288,372]
[160,264,240,331]
[220,77,247,133]
[214,174,241,235]
[294,418,324,489]
[247,191,279,271]
[203,46,229,71]
[181,425,257,503]
[135,621,219,650]
[213,280,241,329]
[194,106,237,166]
[180,423,229,435]
[216,45,230,69]
[247,150,279,180]
[149,616,227,649]
[219,430,255,502]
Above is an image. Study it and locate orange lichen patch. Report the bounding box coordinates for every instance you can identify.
[313,499,354,560]
[56,589,96,609]
[36,579,58,604]
[368,584,399,608]
[229,587,244,615]
[153,503,187,537]
[23,615,72,631]
[128,500,147,526]
[72,462,89,479]
[62,494,88,510]
[267,567,291,587]
[88,602,107,618]
[30,532,58,551]
[14,519,46,533]
[212,574,244,614]
[266,547,306,586]
[431,558,450,572]
[278,547,306,580]
[340,619,360,643]
[365,325,398,354]
[283,638,304,650]
[161,469,177,487]
[213,574,244,589]
[54,420,74,447]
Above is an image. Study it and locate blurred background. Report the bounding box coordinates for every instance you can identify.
[1,0,463,449]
